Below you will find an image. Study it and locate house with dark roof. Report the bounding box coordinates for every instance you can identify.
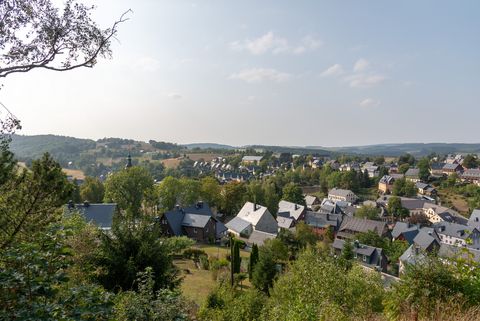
[304,195,321,210]
[328,188,358,204]
[405,168,420,182]
[468,209,480,229]
[305,211,343,237]
[161,202,226,242]
[391,222,420,244]
[415,182,437,197]
[337,216,389,240]
[378,175,395,194]
[433,221,480,250]
[430,162,446,177]
[461,168,480,186]
[442,163,463,176]
[65,201,117,230]
[276,200,306,229]
[332,239,387,272]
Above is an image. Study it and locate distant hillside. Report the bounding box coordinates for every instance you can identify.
[10,134,96,160]
[320,143,480,157]
[184,143,236,150]
[246,145,332,156]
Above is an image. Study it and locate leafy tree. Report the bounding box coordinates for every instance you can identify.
[0,153,74,249]
[113,267,189,321]
[264,249,384,320]
[374,156,385,165]
[200,176,222,208]
[463,154,479,169]
[387,196,409,219]
[244,180,265,205]
[231,239,241,274]
[355,204,380,220]
[398,153,415,166]
[0,0,130,78]
[340,238,354,270]
[294,221,317,249]
[80,176,105,203]
[282,182,305,205]
[221,181,246,216]
[178,177,201,206]
[263,181,280,216]
[384,240,409,265]
[398,163,410,174]
[417,157,431,181]
[392,178,416,197]
[104,166,155,220]
[156,176,180,210]
[356,231,388,249]
[249,244,259,280]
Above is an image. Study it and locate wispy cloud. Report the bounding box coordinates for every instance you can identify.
[345,74,386,88]
[353,58,369,72]
[133,57,161,72]
[359,98,380,108]
[320,64,344,77]
[230,32,321,55]
[167,92,182,100]
[229,68,291,83]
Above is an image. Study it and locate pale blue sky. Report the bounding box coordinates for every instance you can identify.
[2,0,479,146]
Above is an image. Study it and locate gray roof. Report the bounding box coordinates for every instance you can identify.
[392,222,420,243]
[468,209,480,229]
[443,163,462,170]
[225,216,251,234]
[328,188,357,198]
[333,238,384,267]
[182,213,211,228]
[438,244,480,263]
[247,230,277,246]
[401,198,428,210]
[305,211,342,230]
[462,169,480,179]
[379,175,394,184]
[339,216,387,237]
[399,244,426,266]
[413,228,440,251]
[66,203,117,229]
[277,200,305,220]
[433,221,477,241]
[277,216,295,229]
[405,168,420,177]
[305,195,320,208]
[242,156,263,162]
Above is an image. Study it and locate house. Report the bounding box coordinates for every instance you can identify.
[422,203,467,225]
[305,211,343,236]
[430,163,446,177]
[336,216,389,239]
[378,175,395,194]
[277,200,306,222]
[415,182,437,197]
[433,221,480,250]
[442,163,463,176]
[332,238,387,272]
[65,201,117,230]
[404,168,420,182]
[161,202,227,242]
[446,154,464,165]
[468,209,480,229]
[304,195,321,210]
[328,188,358,204]
[461,168,480,186]
[391,222,420,244]
[242,155,263,164]
[225,202,278,237]
[245,230,277,246]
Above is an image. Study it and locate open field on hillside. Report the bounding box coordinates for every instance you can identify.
[161,158,182,168]
[438,189,470,215]
[62,168,85,180]
[186,153,224,162]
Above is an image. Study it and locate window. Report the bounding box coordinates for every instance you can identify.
[363,255,367,262]
[193,228,197,234]
[354,252,357,259]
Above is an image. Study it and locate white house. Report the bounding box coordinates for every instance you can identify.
[225,202,278,237]
[328,188,358,204]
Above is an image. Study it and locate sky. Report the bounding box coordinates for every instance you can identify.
[1,0,480,147]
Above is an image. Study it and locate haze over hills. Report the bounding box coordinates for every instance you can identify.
[10,134,480,160]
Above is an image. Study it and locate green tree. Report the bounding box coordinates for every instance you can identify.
[179,177,201,206]
[392,178,416,197]
[0,153,74,249]
[80,176,105,203]
[232,240,241,274]
[417,157,431,181]
[282,182,305,205]
[245,180,265,205]
[249,244,259,280]
[355,205,380,220]
[156,176,180,210]
[251,249,277,294]
[398,154,415,166]
[398,163,410,174]
[263,180,280,216]
[200,176,222,208]
[387,196,409,219]
[356,231,387,248]
[462,154,478,169]
[221,181,246,216]
[104,166,155,220]
[294,222,318,249]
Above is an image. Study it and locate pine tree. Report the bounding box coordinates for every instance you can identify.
[233,241,241,274]
[249,244,259,280]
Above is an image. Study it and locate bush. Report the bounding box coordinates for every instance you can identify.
[183,248,207,260]
[199,255,209,270]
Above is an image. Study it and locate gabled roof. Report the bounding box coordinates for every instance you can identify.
[304,195,320,208]
[462,169,480,179]
[430,162,446,170]
[438,244,480,263]
[405,168,420,177]
[277,200,305,220]
[328,188,356,198]
[443,163,462,170]
[182,213,212,228]
[413,228,440,251]
[237,202,270,226]
[332,239,382,259]
[379,175,395,184]
[433,221,477,241]
[339,216,387,237]
[468,209,480,229]
[305,211,342,229]
[392,222,420,241]
[277,216,295,229]
[163,202,215,235]
[247,230,277,246]
[65,203,117,229]
[225,216,251,234]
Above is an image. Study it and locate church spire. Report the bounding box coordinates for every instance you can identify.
[125,153,132,169]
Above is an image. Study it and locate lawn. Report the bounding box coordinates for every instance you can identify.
[193,244,250,259]
[437,188,470,215]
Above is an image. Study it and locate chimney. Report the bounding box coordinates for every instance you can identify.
[354,240,360,248]
[83,200,90,208]
[196,201,204,209]
[414,245,420,255]
[294,204,298,210]
[253,203,257,211]
[68,200,74,209]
